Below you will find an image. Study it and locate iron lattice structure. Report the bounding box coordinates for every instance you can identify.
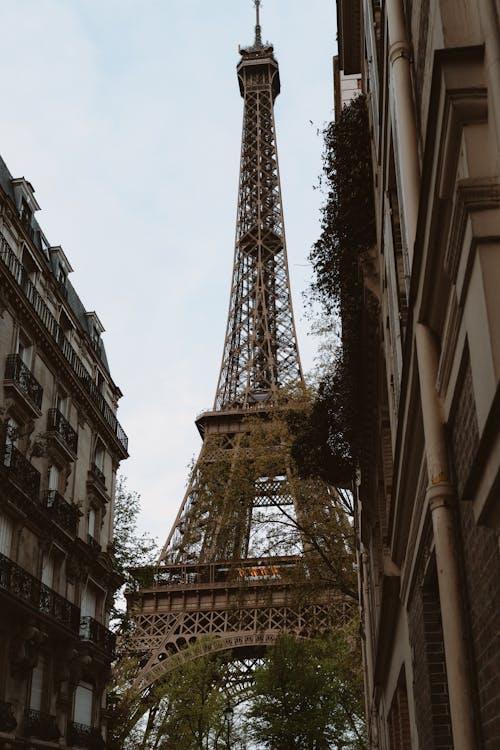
[126,12,348,696]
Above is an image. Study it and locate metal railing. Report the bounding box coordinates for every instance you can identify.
[2,443,41,499]
[67,722,105,750]
[0,701,17,732]
[0,237,128,454]
[0,552,80,631]
[44,490,79,535]
[79,616,116,655]
[24,709,60,741]
[47,407,78,454]
[4,353,43,410]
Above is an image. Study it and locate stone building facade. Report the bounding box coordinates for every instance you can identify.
[0,155,128,749]
[336,1,500,749]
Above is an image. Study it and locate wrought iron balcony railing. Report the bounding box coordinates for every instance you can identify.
[0,701,17,732]
[67,722,105,750]
[2,443,41,499]
[44,490,79,535]
[47,407,78,454]
[0,552,80,631]
[0,237,128,455]
[5,353,43,411]
[24,709,60,741]
[79,615,116,655]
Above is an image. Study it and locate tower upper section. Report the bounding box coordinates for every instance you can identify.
[213,7,302,411]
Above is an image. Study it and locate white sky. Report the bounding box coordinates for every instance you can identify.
[0,1,337,543]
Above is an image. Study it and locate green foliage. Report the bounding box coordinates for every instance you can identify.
[247,631,366,750]
[111,476,158,629]
[113,643,239,750]
[285,360,356,485]
[309,94,375,316]
[303,95,376,475]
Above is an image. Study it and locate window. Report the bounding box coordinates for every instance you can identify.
[81,584,97,620]
[56,391,68,418]
[57,264,67,296]
[16,332,33,368]
[73,682,93,727]
[20,198,33,234]
[88,508,96,539]
[96,370,105,395]
[48,465,60,493]
[29,654,45,711]
[41,553,54,588]
[5,417,19,447]
[94,443,105,473]
[0,514,13,556]
[58,308,74,340]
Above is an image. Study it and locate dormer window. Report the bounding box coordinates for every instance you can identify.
[49,246,73,297]
[11,177,40,240]
[20,199,33,234]
[85,312,105,354]
[57,264,67,287]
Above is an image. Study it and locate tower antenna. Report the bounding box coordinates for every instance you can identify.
[254,0,262,47]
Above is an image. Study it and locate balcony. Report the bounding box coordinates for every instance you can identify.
[44,490,79,535]
[47,407,78,457]
[4,353,43,414]
[0,237,128,456]
[0,552,80,631]
[91,462,105,486]
[2,443,41,500]
[79,615,116,656]
[68,722,105,750]
[24,709,60,741]
[0,700,17,732]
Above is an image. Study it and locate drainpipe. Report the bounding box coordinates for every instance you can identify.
[385,1,477,748]
[386,0,420,267]
[415,324,476,750]
[478,0,500,173]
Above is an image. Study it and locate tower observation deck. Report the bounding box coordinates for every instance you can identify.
[124,3,351,702]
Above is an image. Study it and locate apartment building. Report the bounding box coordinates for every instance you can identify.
[0,155,128,749]
[336,1,500,749]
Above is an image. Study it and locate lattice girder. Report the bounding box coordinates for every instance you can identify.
[127,564,355,692]
[214,45,302,411]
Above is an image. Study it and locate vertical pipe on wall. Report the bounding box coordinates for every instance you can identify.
[415,323,477,750]
[386,0,421,267]
[478,0,500,172]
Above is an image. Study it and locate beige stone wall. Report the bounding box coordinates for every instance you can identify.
[338,0,500,748]
[0,166,126,746]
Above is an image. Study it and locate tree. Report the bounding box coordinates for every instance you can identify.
[247,631,366,750]
[111,476,158,629]
[115,643,240,750]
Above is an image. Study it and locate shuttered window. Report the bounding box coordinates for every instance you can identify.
[0,515,13,556]
[48,465,59,491]
[88,508,96,538]
[30,654,45,711]
[81,585,97,619]
[74,682,93,726]
[41,553,54,588]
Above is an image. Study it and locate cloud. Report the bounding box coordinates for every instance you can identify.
[0,0,337,541]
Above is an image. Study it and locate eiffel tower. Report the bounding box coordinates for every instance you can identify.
[126,3,352,696]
